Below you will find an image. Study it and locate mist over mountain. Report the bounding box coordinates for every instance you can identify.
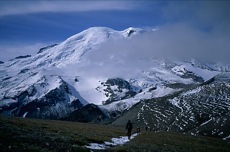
[0,27,229,139]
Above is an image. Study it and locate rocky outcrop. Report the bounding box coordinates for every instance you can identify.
[102,78,136,105]
[63,104,107,123]
[37,44,58,54]
[15,55,31,59]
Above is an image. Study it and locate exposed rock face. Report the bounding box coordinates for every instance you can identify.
[15,55,31,59]
[1,76,83,119]
[102,78,136,105]
[63,104,107,123]
[37,44,58,54]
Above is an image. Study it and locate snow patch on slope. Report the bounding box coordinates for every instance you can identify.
[175,62,220,81]
[85,133,139,150]
[101,85,177,112]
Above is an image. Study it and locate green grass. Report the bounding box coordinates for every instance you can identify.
[112,131,230,152]
[0,116,124,152]
[1,116,230,152]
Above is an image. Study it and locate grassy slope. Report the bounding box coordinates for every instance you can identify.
[0,116,229,152]
[114,131,230,152]
[0,116,124,152]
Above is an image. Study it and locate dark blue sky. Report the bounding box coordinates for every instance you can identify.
[0,1,164,42]
[0,1,230,62]
[0,10,162,42]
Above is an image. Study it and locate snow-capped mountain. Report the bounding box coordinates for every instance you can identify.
[0,27,229,138]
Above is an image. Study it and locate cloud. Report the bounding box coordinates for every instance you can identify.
[0,1,137,17]
[161,1,230,31]
[0,41,54,61]
[69,23,230,79]
[156,1,230,64]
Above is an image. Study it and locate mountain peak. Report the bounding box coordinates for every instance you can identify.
[122,27,143,37]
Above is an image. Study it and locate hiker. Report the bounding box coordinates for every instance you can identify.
[136,127,141,133]
[126,120,133,140]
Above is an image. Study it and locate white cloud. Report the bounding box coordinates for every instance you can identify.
[70,23,230,79]
[0,1,137,17]
[0,41,54,61]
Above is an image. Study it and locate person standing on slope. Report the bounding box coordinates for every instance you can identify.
[126,120,133,140]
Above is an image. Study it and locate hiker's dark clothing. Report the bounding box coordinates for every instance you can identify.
[126,120,133,139]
